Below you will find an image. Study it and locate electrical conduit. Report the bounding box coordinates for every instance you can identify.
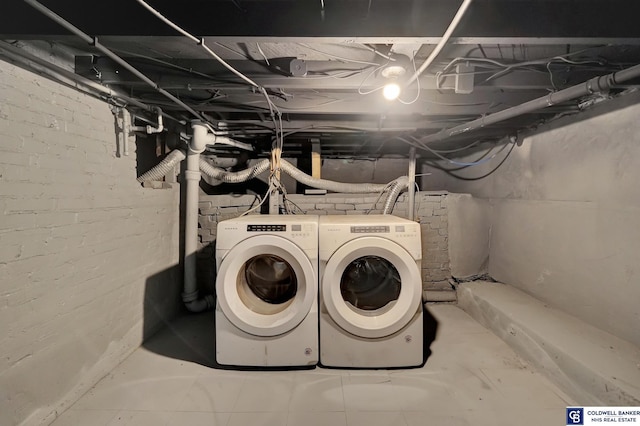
[420,62,640,145]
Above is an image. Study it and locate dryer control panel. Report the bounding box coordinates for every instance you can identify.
[247,224,286,232]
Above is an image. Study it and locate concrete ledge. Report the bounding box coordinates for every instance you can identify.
[458,281,640,405]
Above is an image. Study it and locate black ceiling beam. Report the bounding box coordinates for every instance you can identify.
[3,0,640,38]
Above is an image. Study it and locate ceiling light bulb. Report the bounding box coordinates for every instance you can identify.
[383,83,401,101]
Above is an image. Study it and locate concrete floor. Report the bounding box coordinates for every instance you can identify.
[51,305,574,426]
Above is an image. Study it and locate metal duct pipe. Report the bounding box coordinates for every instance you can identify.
[420,63,640,145]
[137,149,186,183]
[22,0,208,123]
[382,176,410,214]
[199,158,270,184]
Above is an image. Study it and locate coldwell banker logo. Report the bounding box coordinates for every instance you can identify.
[567,408,584,425]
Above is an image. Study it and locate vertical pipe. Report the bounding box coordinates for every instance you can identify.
[183,123,214,312]
[182,151,201,304]
[122,108,130,156]
[408,147,417,221]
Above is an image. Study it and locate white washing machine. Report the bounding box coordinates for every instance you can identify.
[319,215,423,368]
[215,215,318,367]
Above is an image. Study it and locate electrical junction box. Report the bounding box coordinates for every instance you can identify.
[455,63,475,94]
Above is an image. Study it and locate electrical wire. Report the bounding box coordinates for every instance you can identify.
[426,138,517,180]
[398,54,421,105]
[407,0,473,85]
[395,135,513,167]
[408,135,483,153]
[298,43,381,66]
[366,182,395,214]
[135,0,261,88]
[256,42,270,66]
[360,44,396,61]
[133,0,288,204]
[214,42,252,60]
[22,0,208,123]
[440,46,613,87]
[240,188,271,216]
[357,63,388,95]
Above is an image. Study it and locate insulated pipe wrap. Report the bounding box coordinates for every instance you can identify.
[136,149,186,183]
[199,158,270,183]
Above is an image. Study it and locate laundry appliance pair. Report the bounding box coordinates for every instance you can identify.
[214,214,423,369]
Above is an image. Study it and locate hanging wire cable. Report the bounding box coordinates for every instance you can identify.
[394,136,514,167]
[134,0,261,88]
[407,135,483,153]
[360,44,396,61]
[406,0,473,85]
[298,43,381,66]
[256,42,270,66]
[133,0,287,207]
[398,54,421,105]
[425,138,518,180]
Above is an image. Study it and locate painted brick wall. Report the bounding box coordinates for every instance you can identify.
[197,191,450,292]
[0,61,181,426]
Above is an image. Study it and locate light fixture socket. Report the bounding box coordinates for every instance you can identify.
[379,54,411,79]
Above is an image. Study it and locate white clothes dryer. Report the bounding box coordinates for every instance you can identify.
[215,215,318,367]
[319,215,423,368]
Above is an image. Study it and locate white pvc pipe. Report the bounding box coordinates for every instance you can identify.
[182,122,215,313]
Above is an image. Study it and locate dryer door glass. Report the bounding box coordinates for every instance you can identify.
[244,254,298,304]
[340,255,401,310]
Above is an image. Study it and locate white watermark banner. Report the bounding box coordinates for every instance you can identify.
[567,407,640,425]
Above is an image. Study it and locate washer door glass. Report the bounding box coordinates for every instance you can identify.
[244,255,297,305]
[340,256,400,311]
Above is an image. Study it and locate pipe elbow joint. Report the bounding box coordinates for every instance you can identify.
[184,294,215,313]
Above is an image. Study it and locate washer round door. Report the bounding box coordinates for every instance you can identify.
[322,236,422,339]
[216,235,316,337]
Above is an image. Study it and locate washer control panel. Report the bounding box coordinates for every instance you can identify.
[350,225,390,234]
[247,224,286,232]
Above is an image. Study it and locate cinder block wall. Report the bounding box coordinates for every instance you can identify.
[0,61,181,426]
[197,191,450,292]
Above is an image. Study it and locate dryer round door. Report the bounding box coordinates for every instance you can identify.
[216,235,316,337]
[322,236,421,339]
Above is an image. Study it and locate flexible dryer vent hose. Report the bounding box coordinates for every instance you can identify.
[279,159,390,193]
[136,149,186,183]
[382,176,410,214]
[279,159,409,214]
[142,152,409,214]
[199,158,270,183]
